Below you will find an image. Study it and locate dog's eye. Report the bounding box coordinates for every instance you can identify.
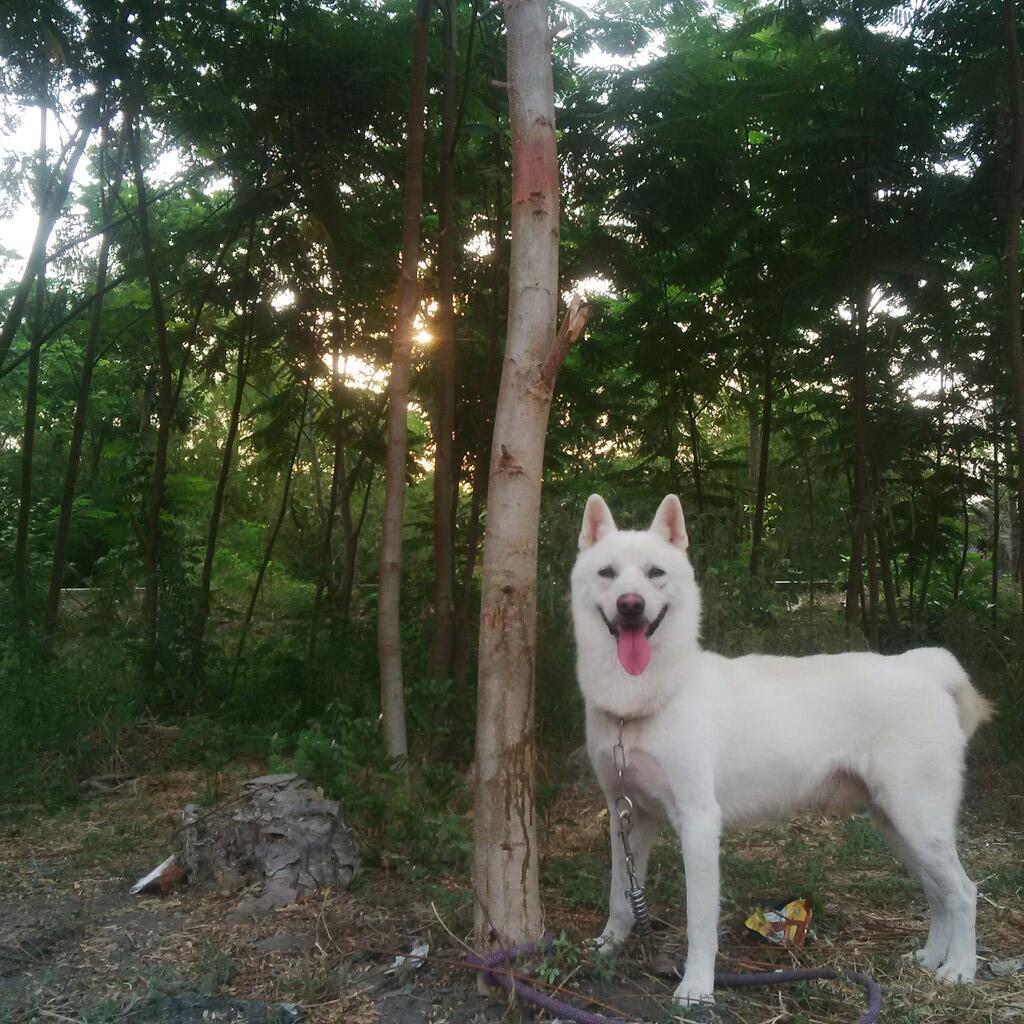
[598,566,616,579]
[648,567,666,579]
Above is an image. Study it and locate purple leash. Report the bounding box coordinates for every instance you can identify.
[475,941,882,1024]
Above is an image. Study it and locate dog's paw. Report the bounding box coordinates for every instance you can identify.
[672,977,716,1006]
[589,933,625,956]
[935,960,976,985]
[914,947,944,972]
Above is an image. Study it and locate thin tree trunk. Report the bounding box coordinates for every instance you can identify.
[684,397,704,517]
[428,0,459,681]
[310,343,345,665]
[45,121,127,635]
[749,354,772,577]
[330,348,355,623]
[908,483,917,626]
[328,349,360,626]
[1012,490,1021,584]
[918,542,935,624]
[845,285,872,636]
[802,450,817,605]
[865,522,880,648]
[1002,0,1024,635]
[474,0,588,954]
[378,0,431,764]
[869,450,899,631]
[746,400,759,488]
[128,101,175,698]
[13,104,48,630]
[337,466,360,622]
[993,427,1001,627]
[195,238,256,660]
[954,454,970,603]
[453,454,485,682]
[0,99,97,371]
[231,381,311,687]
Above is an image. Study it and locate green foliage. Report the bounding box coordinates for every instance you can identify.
[536,931,617,987]
[541,854,607,908]
[287,710,470,873]
[838,817,890,867]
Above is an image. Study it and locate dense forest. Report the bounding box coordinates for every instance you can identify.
[1,0,1022,822]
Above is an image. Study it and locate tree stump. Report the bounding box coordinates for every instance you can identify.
[178,773,358,919]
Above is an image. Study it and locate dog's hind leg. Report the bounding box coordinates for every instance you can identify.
[869,809,952,972]
[872,790,977,984]
[596,801,657,951]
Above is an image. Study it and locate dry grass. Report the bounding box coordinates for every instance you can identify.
[1,756,1022,1024]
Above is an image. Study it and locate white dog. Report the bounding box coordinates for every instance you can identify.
[571,494,992,1006]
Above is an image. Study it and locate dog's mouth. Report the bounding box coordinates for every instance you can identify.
[598,604,668,676]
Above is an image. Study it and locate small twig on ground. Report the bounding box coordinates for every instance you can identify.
[430,900,476,958]
[37,1010,85,1024]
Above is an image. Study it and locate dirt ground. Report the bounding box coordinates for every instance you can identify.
[1,753,1022,1024]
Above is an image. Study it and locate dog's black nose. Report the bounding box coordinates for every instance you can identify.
[616,593,645,621]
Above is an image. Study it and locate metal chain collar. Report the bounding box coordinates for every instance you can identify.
[613,717,653,958]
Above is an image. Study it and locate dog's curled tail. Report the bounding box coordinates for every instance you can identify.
[909,648,994,738]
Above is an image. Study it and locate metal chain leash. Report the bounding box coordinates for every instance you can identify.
[612,717,653,959]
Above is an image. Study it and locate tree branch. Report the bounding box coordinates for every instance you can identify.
[539,293,589,391]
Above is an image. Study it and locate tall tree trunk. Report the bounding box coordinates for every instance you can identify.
[195,242,256,662]
[329,349,360,626]
[746,400,759,488]
[749,354,772,577]
[128,102,175,698]
[473,0,588,954]
[1002,0,1024,635]
[13,104,48,631]
[45,121,127,636]
[918,538,935,624]
[845,285,872,637]
[1012,490,1021,584]
[993,426,1001,627]
[682,389,705,520]
[0,98,97,371]
[954,453,970,603]
[378,0,431,764]
[865,522,880,648]
[801,447,817,604]
[232,381,311,687]
[429,0,459,681]
[869,449,899,631]
[322,347,345,598]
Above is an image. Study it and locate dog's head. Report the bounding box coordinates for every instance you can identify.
[570,495,701,712]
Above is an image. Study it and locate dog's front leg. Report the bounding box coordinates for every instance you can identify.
[595,799,656,952]
[673,804,721,1005]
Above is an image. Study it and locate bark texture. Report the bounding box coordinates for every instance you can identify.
[178,772,357,919]
[377,0,431,762]
[473,0,586,954]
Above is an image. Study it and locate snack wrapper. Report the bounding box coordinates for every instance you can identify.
[744,897,813,947]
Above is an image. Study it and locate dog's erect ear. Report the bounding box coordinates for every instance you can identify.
[650,494,688,551]
[579,494,617,550]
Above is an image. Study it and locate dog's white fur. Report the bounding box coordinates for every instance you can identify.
[571,494,992,1006]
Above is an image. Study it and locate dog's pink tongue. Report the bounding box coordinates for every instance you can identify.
[617,625,650,676]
